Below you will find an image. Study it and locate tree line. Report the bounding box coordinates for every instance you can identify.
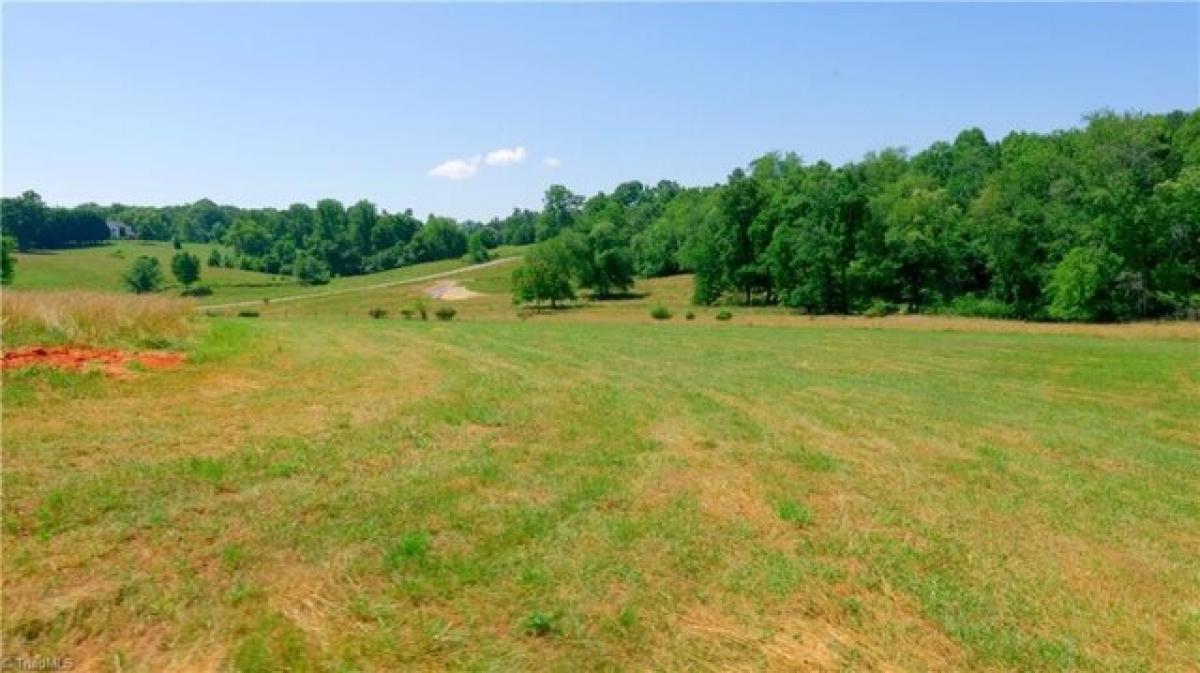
[0,193,516,286]
[0,192,110,249]
[513,109,1200,321]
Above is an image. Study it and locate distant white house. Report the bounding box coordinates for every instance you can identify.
[106,219,133,239]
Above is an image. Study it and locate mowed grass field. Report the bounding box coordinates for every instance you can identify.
[2,258,1199,671]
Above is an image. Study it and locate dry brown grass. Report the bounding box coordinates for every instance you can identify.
[1,290,194,348]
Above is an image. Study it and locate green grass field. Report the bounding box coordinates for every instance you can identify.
[3,256,1199,671]
[8,242,524,307]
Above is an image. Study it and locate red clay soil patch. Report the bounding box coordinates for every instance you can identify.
[1,346,185,377]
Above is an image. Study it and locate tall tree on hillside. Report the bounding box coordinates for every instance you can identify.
[512,240,576,308]
[566,222,635,298]
[465,231,491,264]
[348,200,379,257]
[536,185,583,241]
[717,168,770,304]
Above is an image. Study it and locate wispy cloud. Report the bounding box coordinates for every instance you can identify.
[428,155,481,180]
[485,145,527,166]
[543,157,562,168]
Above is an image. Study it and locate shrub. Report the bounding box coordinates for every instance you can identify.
[181,285,213,297]
[650,305,672,320]
[171,251,201,289]
[434,306,457,321]
[236,310,260,318]
[123,256,164,294]
[412,298,428,320]
[685,311,696,320]
[715,310,733,321]
[293,252,331,286]
[948,295,1014,320]
[862,299,897,318]
[399,309,415,320]
[368,307,388,319]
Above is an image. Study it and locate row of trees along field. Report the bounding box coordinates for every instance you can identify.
[0,194,109,249]
[514,109,1200,322]
[0,192,509,284]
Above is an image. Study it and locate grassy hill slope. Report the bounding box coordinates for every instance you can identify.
[8,241,525,306]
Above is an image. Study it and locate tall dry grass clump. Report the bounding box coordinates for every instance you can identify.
[1,290,193,348]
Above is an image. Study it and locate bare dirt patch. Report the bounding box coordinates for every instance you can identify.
[1,345,185,377]
[424,280,482,301]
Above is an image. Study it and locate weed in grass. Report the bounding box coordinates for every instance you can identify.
[716,310,732,320]
[34,491,67,541]
[618,606,638,630]
[186,457,227,483]
[434,306,457,321]
[650,305,672,320]
[777,500,813,526]
[237,310,260,318]
[221,544,249,570]
[522,611,557,637]
[368,307,388,319]
[685,310,696,320]
[385,532,430,570]
[228,580,265,607]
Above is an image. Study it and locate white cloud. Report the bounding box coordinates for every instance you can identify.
[543,157,562,168]
[485,146,527,166]
[428,155,481,180]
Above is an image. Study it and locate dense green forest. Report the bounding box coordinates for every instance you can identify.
[4,109,1198,320]
[519,109,1200,321]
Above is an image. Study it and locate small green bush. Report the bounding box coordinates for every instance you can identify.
[399,309,415,320]
[650,305,672,320]
[181,285,213,297]
[434,306,457,321]
[368,307,388,319]
[412,298,428,320]
[236,310,260,318]
[685,311,696,320]
[716,310,733,321]
[948,295,1013,319]
[862,299,898,318]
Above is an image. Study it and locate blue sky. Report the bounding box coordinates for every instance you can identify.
[3,3,1197,221]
